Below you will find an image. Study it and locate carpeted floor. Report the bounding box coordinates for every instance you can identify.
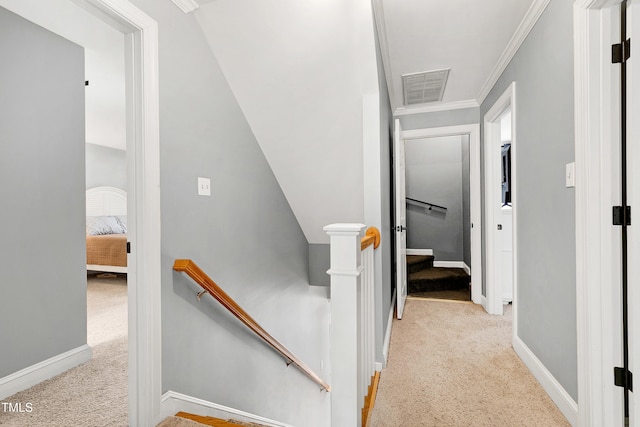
[368,299,570,427]
[157,416,208,427]
[0,274,128,427]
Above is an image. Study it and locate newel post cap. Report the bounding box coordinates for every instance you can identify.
[323,223,367,235]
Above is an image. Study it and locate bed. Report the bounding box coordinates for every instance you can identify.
[86,186,128,273]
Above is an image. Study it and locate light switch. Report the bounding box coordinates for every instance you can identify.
[198,177,211,196]
[566,162,575,188]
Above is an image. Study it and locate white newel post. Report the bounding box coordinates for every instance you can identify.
[324,223,366,427]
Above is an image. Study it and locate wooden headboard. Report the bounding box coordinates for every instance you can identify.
[86,186,127,216]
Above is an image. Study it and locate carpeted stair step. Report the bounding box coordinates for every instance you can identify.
[407,254,434,273]
[172,412,270,427]
[408,267,470,293]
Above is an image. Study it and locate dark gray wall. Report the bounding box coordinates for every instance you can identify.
[480,0,577,400]
[85,143,126,190]
[308,244,329,287]
[462,135,471,267]
[0,7,86,377]
[399,107,480,130]
[122,1,328,423]
[405,136,465,261]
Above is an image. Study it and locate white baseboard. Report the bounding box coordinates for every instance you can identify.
[481,295,487,311]
[406,249,433,256]
[377,289,396,371]
[512,337,578,426]
[0,344,92,400]
[433,260,467,270]
[161,391,294,427]
[463,263,471,275]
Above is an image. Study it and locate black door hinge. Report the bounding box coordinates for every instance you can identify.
[615,367,633,391]
[612,39,631,63]
[127,242,131,254]
[613,206,631,226]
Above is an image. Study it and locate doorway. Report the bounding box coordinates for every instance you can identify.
[483,82,517,319]
[394,123,482,318]
[0,0,161,424]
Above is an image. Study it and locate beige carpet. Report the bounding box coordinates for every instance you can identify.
[157,416,209,427]
[0,274,128,427]
[369,298,570,427]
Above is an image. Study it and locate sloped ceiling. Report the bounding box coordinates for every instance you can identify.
[194,0,379,243]
[187,0,549,244]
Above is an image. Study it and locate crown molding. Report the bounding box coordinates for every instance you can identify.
[476,0,552,105]
[393,99,479,117]
[170,0,199,14]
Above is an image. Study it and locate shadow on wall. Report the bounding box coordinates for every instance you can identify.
[407,204,447,221]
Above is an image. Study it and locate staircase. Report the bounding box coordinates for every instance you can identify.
[174,412,269,427]
[407,255,470,297]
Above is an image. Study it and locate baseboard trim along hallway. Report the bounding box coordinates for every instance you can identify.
[513,336,578,426]
[378,289,396,371]
[0,344,92,400]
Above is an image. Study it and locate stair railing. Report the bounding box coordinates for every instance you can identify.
[173,259,330,392]
[406,197,447,212]
[324,224,381,427]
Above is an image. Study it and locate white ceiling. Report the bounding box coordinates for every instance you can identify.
[374,0,544,114]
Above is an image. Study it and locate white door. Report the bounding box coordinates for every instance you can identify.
[394,119,408,319]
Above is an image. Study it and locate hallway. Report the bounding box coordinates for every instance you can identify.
[369,298,569,426]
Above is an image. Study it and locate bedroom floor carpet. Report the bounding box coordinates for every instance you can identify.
[368,298,570,427]
[0,275,128,427]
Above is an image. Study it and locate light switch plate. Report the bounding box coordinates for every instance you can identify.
[198,177,211,196]
[566,162,575,188]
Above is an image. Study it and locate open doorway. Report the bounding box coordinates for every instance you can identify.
[394,122,481,318]
[83,16,129,423]
[0,1,161,424]
[483,82,517,320]
[404,134,472,302]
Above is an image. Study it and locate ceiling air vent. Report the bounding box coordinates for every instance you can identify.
[402,69,450,105]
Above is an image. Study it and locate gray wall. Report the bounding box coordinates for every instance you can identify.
[0,7,86,377]
[308,244,329,287]
[123,1,329,424]
[85,143,126,190]
[375,24,393,364]
[399,107,479,130]
[480,0,577,400]
[461,135,471,267]
[405,136,465,261]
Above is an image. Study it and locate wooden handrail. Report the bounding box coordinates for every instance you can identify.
[361,226,381,251]
[173,259,331,392]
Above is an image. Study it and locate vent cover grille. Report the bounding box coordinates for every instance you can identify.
[402,69,450,105]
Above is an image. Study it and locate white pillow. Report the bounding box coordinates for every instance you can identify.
[86,216,126,235]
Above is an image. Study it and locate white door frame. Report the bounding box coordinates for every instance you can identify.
[399,124,482,305]
[394,119,409,319]
[71,1,162,425]
[483,83,517,318]
[5,1,162,423]
[574,0,623,425]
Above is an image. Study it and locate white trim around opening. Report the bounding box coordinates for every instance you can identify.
[400,124,482,305]
[483,82,517,320]
[76,1,162,425]
[574,1,623,425]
